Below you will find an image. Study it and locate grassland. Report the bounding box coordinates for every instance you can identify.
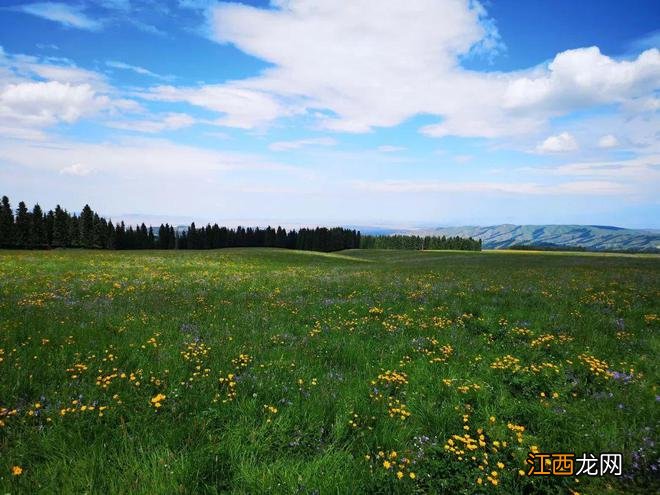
[0,248,658,494]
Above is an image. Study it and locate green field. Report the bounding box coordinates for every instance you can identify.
[1,249,658,494]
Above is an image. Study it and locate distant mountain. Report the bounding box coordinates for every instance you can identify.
[397,224,660,252]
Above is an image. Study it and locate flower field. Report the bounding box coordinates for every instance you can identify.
[0,248,658,493]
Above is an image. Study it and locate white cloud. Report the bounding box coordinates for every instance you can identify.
[143,84,297,129]
[598,134,619,148]
[28,63,106,87]
[157,0,660,139]
[202,0,499,133]
[0,125,48,141]
[60,163,93,176]
[3,52,108,89]
[105,113,196,133]
[106,60,171,80]
[503,47,660,112]
[536,132,578,153]
[377,145,406,153]
[520,154,660,181]
[513,154,660,200]
[0,48,140,134]
[0,81,110,127]
[15,3,102,31]
[269,137,337,151]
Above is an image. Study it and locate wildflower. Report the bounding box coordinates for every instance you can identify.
[383,460,392,469]
[11,465,23,476]
[396,471,404,479]
[150,393,166,408]
[409,472,416,479]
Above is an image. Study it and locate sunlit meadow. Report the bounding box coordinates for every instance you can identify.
[0,249,658,494]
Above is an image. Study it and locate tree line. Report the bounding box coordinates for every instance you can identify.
[360,234,481,251]
[508,243,586,252]
[0,195,481,252]
[0,196,360,252]
[179,223,360,251]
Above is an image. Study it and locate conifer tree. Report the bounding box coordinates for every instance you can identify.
[53,205,70,247]
[45,209,55,246]
[80,205,94,248]
[107,221,116,249]
[92,214,108,248]
[15,201,30,248]
[115,222,126,249]
[158,224,167,249]
[30,203,45,247]
[69,215,81,247]
[168,225,176,249]
[0,196,14,247]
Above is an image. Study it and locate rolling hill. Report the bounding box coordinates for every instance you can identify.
[397,224,660,252]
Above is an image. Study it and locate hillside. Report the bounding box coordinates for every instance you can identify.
[398,224,660,251]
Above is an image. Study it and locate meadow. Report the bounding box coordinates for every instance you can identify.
[0,248,658,494]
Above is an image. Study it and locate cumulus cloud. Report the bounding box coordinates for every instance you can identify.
[536,132,579,153]
[15,3,102,31]
[0,80,109,127]
[145,0,660,139]
[503,47,660,111]
[269,137,336,151]
[598,134,619,148]
[0,48,139,134]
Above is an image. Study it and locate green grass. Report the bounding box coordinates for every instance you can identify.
[0,248,658,494]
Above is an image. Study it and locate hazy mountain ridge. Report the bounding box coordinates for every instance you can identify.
[397,224,660,251]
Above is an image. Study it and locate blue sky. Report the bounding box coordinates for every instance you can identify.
[0,0,658,228]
